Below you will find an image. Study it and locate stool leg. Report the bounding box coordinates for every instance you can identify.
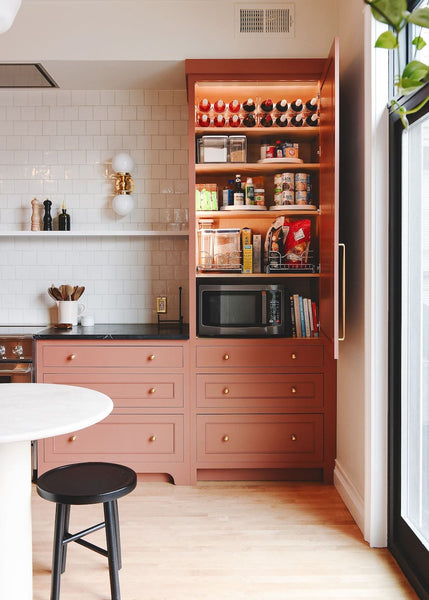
[51,503,67,600]
[112,500,122,570]
[61,504,71,574]
[104,500,121,600]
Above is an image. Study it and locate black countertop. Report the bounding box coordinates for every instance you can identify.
[33,323,189,340]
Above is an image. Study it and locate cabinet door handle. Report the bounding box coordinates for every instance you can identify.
[222,435,230,442]
[291,386,297,394]
[223,387,229,395]
[149,435,157,442]
[69,353,76,361]
[148,354,155,361]
[69,435,77,442]
[149,387,156,394]
[339,242,346,342]
[223,353,230,361]
[291,353,297,360]
[290,434,297,442]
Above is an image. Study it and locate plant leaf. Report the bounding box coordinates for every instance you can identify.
[412,35,427,51]
[402,59,429,79]
[407,7,429,29]
[397,76,425,95]
[369,0,407,29]
[375,30,398,48]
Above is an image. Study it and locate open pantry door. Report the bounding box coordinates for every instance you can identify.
[318,38,340,358]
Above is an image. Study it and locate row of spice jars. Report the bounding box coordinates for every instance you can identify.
[197,97,319,114]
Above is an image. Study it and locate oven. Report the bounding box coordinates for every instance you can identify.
[0,327,41,481]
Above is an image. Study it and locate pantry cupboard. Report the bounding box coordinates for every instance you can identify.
[186,41,339,483]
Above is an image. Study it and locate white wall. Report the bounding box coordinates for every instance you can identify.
[336,0,367,529]
[3,0,339,62]
[0,88,189,325]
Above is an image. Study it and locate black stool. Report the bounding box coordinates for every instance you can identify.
[37,462,137,600]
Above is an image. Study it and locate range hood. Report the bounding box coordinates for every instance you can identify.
[0,63,57,88]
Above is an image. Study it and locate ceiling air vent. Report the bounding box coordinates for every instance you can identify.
[236,4,294,36]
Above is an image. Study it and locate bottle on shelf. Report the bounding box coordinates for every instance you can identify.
[291,113,304,127]
[213,99,226,113]
[213,114,226,127]
[276,99,288,112]
[260,113,273,128]
[242,98,256,112]
[260,139,268,160]
[242,113,256,127]
[233,174,244,205]
[305,97,318,111]
[58,203,71,231]
[228,114,241,128]
[305,113,319,127]
[275,140,283,158]
[198,98,211,112]
[228,99,241,113]
[275,114,288,127]
[197,113,211,127]
[245,177,255,205]
[227,179,235,205]
[290,98,303,112]
[260,98,274,112]
[43,199,52,231]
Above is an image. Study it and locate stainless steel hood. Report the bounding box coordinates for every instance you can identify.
[0,63,57,87]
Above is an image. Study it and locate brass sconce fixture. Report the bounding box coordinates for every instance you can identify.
[112,153,134,216]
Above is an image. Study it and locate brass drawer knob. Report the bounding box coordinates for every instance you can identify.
[149,388,156,394]
[291,386,297,394]
[69,435,77,442]
[222,435,230,442]
[290,434,297,442]
[291,353,297,360]
[148,354,155,361]
[223,353,230,361]
[223,387,229,395]
[149,435,157,442]
[69,353,76,361]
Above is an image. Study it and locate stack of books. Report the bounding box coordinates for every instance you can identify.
[290,294,319,338]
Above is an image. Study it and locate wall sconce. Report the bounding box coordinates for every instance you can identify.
[112,152,134,216]
[0,0,22,34]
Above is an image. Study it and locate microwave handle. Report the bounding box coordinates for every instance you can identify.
[261,291,267,325]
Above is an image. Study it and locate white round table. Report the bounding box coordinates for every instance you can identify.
[0,383,113,600]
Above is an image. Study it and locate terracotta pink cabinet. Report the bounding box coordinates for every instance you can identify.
[35,339,191,484]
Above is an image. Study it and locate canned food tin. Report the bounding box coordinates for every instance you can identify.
[255,189,265,206]
[282,190,294,205]
[281,172,294,191]
[266,145,275,159]
[295,190,309,205]
[295,173,310,191]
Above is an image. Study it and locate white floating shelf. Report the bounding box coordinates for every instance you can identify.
[0,230,189,238]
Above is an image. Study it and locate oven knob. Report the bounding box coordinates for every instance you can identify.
[0,345,6,358]
[12,345,24,358]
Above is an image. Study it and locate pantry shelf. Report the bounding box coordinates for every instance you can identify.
[195,127,319,139]
[195,162,319,175]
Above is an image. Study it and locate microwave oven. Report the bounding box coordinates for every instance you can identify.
[198,284,289,337]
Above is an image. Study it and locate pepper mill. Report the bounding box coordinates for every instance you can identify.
[30,198,42,231]
[43,199,52,231]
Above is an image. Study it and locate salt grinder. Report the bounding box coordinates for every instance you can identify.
[43,199,52,231]
[30,198,42,231]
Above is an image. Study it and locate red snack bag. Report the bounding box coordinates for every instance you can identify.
[284,219,311,264]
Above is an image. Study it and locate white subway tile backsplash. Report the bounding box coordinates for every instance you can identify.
[0,88,189,325]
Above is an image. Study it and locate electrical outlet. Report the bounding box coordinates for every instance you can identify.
[156,296,167,314]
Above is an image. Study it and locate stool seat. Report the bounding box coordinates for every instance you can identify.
[37,462,136,600]
[37,462,137,505]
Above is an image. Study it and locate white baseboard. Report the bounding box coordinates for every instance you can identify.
[334,459,365,535]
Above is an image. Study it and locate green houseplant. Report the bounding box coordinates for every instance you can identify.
[364,0,429,126]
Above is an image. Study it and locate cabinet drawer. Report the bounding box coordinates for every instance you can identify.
[43,414,184,463]
[196,345,323,369]
[197,374,323,410]
[41,344,183,369]
[197,414,323,463]
[42,373,183,409]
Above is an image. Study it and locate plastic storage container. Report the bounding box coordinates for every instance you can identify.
[229,136,247,163]
[199,136,228,163]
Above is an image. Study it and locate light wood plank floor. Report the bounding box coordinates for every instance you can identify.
[32,481,419,600]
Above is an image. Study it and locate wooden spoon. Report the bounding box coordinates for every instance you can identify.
[49,287,63,301]
[71,285,79,301]
[65,284,74,301]
[74,286,85,300]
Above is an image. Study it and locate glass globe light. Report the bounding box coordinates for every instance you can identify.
[112,193,134,216]
[112,152,134,173]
